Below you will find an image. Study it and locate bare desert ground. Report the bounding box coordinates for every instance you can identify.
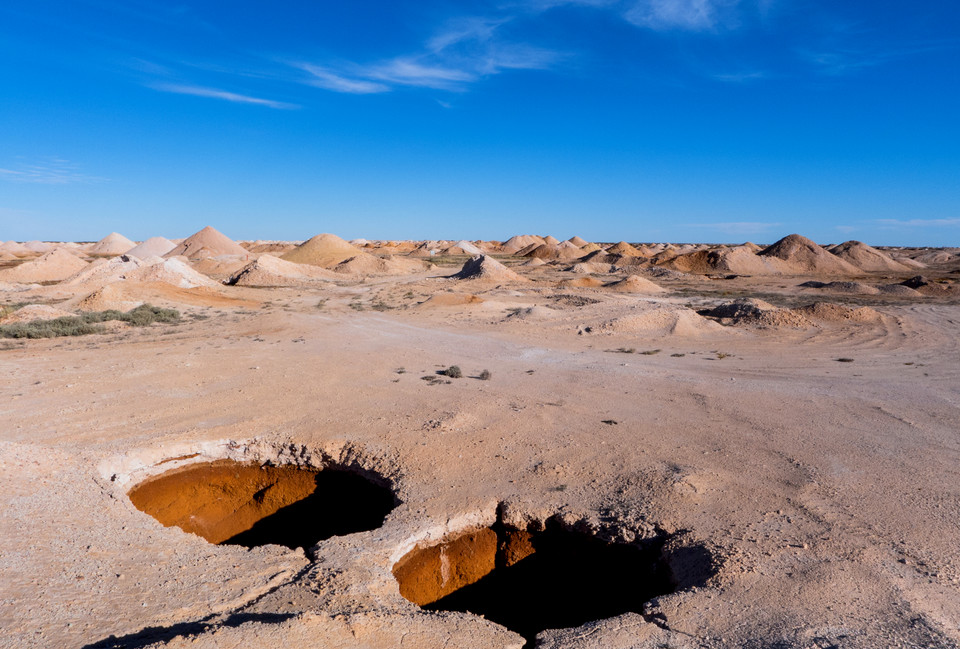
[1,230,959,649]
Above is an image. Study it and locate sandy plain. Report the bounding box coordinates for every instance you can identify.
[1,231,959,649]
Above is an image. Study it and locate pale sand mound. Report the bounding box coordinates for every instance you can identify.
[0,248,89,282]
[450,255,527,282]
[441,240,484,256]
[543,235,560,245]
[228,254,337,287]
[23,240,53,254]
[165,226,249,259]
[579,242,603,254]
[0,251,18,261]
[663,246,790,275]
[63,255,144,288]
[333,252,428,276]
[594,305,724,337]
[567,236,589,247]
[417,293,484,308]
[801,281,881,295]
[794,302,881,323]
[127,258,218,288]
[564,262,610,274]
[759,234,861,274]
[557,277,604,288]
[829,240,913,272]
[280,233,361,268]
[0,241,34,257]
[89,232,136,256]
[0,304,75,324]
[501,234,546,254]
[523,243,582,260]
[125,237,176,259]
[605,241,643,257]
[76,281,254,311]
[522,257,548,267]
[602,275,666,294]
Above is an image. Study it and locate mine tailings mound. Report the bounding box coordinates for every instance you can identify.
[128,460,396,550]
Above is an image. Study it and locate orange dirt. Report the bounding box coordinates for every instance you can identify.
[128,460,319,544]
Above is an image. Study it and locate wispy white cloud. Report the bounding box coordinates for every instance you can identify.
[712,69,766,82]
[0,158,107,184]
[624,0,740,31]
[296,64,390,94]
[152,83,298,109]
[875,218,960,228]
[298,16,561,94]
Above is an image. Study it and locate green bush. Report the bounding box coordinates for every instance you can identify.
[0,304,179,339]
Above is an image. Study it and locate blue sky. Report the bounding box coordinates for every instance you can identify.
[1,0,958,245]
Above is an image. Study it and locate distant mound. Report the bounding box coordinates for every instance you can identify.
[89,232,136,256]
[605,241,643,257]
[800,281,880,295]
[703,298,779,319]
[0,248,89,283]
[165,226,248,259]
[280,233,361,268]
[794,301,881,323]
[602,275,666,294]
[227,254,336,287]
[450,255,526,282]
[501,235,545,254]
[441,240,484,256]
[663,246,789,275]
[543,235,560,245]
[593,305,724,337]
[0,241,34,257]
[759,234,860,274]
[417,293,485,308]
[557,277,604,288]
[333,252,428,276]
[126,237,176,259]
[567,236,589,247]
[0,304,76,324]
[829,240,912,272]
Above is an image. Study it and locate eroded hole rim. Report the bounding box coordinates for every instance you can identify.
[392,508,717,646]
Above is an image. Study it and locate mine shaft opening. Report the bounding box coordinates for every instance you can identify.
[127,459,396,550]
[393,520,712,647]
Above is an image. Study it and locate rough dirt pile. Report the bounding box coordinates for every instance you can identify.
[63,255,145,288]
[794,302,881,323]
[703,298,779,319]
[131,258,219,288]
[567,236,589,247]
[416,293,484,308]
[663,246,790,275]
[23,240,53,254]
[593,305,724,336]
[523,243,581,260]
[0,241,34,257]
[125,237,176,259]
[801,281,881,295]
[75,283,146,311]
[0,304,75,324]
[333,253,428,276]
[501,235,545,254]
[281,233,361,268]
[165,226,249,259]
[602,275,666,294]
[605,241,643,257]
[557,277,604,288]
[228,254,337,286]
[0,248,89,282]
[451,255,527,282]
[441,241,484,256]
[565,262,610,274]
[829,240,913,272]
[759,234,861,274]
[89,232,136,256]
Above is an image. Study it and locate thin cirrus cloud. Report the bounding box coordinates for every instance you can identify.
[624,0,741,31]
[875,218,960,228]
[151,83,298,109]
[297,16,561,95]
[0,158,107,184]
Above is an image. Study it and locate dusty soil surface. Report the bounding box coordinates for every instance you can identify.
[2,259,959,649]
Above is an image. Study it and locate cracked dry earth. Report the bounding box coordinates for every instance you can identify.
[2,281,959,649]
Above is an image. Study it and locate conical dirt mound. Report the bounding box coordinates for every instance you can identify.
[280,233,361,268]
[759,234,860,275]
[89,232,136,255]
[451,255,526,282]
[126,237,176,259]
[829,240,912,272]
[0,248,89,283]
[165,226,248,260]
